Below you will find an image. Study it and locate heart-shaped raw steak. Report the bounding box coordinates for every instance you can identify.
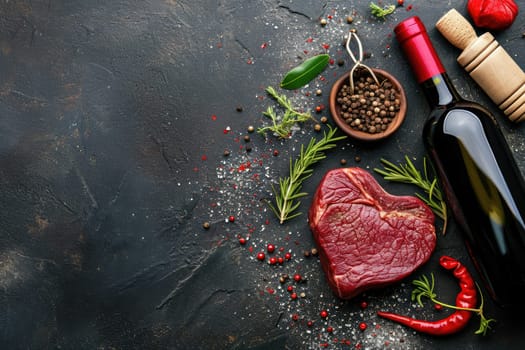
[308,167,436,299]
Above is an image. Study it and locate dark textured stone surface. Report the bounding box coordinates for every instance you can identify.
[1,1,524,349]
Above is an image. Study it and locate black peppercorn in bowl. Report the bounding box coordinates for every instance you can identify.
[329,68,407,142]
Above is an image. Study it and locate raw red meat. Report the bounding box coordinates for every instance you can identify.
[308,167,436,299]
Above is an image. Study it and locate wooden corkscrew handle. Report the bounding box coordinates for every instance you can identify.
[436,8,525,123]
[436,9,478,50]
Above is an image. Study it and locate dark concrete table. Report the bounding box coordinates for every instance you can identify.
[1,1,525,349]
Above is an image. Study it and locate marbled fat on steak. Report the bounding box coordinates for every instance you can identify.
[308,167,436,299]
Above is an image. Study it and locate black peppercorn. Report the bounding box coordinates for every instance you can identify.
[335,73,401,135]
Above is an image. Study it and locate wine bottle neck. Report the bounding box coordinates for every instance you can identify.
[395,16,460,106]
[421,73,461,107]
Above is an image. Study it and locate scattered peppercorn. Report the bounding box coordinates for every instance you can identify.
[320,18,328,26]
[202,222,210,229]
[239,237,246,245]
[256,252,265,261]
[307,320,314,327]
[243,135,250,142]
[284,252,292,260]
[236,105,243,112]
[292,314,299,321]
[397,0,404,6]
[314,124,322,132]
[320,310,329,318]
[223,150,231,157]
[337,58,345,66]
[277,257,284,264]
[228,215,235,222]
[293,273,302,282]
[245,145,252,152]
[300,292,306,298]
[340,159,347,165]
[315,105,323,113]
[304,250,311,258]
[310,248,318,256]
[315,89,322,96]
[354,155,361,162]
[359,322,367,331]
[326,326,334,333]
[291,292,298,300]
[268,257,277,265]
[247,125,255,133]
[320,116,328,123]
[273,149,279,156]
[287,285,294,293]
[434,303,443,311]
[346,16,354,23]
[267,243,275,253]
[279,274,289,283]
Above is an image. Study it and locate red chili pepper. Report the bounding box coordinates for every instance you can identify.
[377,256,478,336]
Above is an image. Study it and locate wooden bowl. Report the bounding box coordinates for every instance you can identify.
[329,68,407,142]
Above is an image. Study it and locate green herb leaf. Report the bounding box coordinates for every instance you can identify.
[266,125,346,223]
[370,2,396,19]
[280,54,330,90]
[258,86,316,138]
[374,156,448,232]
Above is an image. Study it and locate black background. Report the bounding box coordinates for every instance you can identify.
[1,1,525,349]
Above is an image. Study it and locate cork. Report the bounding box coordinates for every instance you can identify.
[435,9,477,50]
[436,9,525,123]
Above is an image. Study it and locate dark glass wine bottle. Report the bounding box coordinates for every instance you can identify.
[395,16,525,306]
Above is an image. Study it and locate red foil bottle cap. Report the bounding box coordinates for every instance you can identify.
[394,16,445,83]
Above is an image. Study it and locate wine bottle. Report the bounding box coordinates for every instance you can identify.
[395,16,525,306]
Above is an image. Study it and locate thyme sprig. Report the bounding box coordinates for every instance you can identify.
[374,156,448,231]
[267,125,346,224]
[412,273,496,336]
[370,2,396,19]
[258,86,316,138]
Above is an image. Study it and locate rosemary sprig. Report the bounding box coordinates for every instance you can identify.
[258,86,316,138]
[412,273,496,336]
[370,2,396,19]
[374,156,448,231]
[267,125,346,224]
